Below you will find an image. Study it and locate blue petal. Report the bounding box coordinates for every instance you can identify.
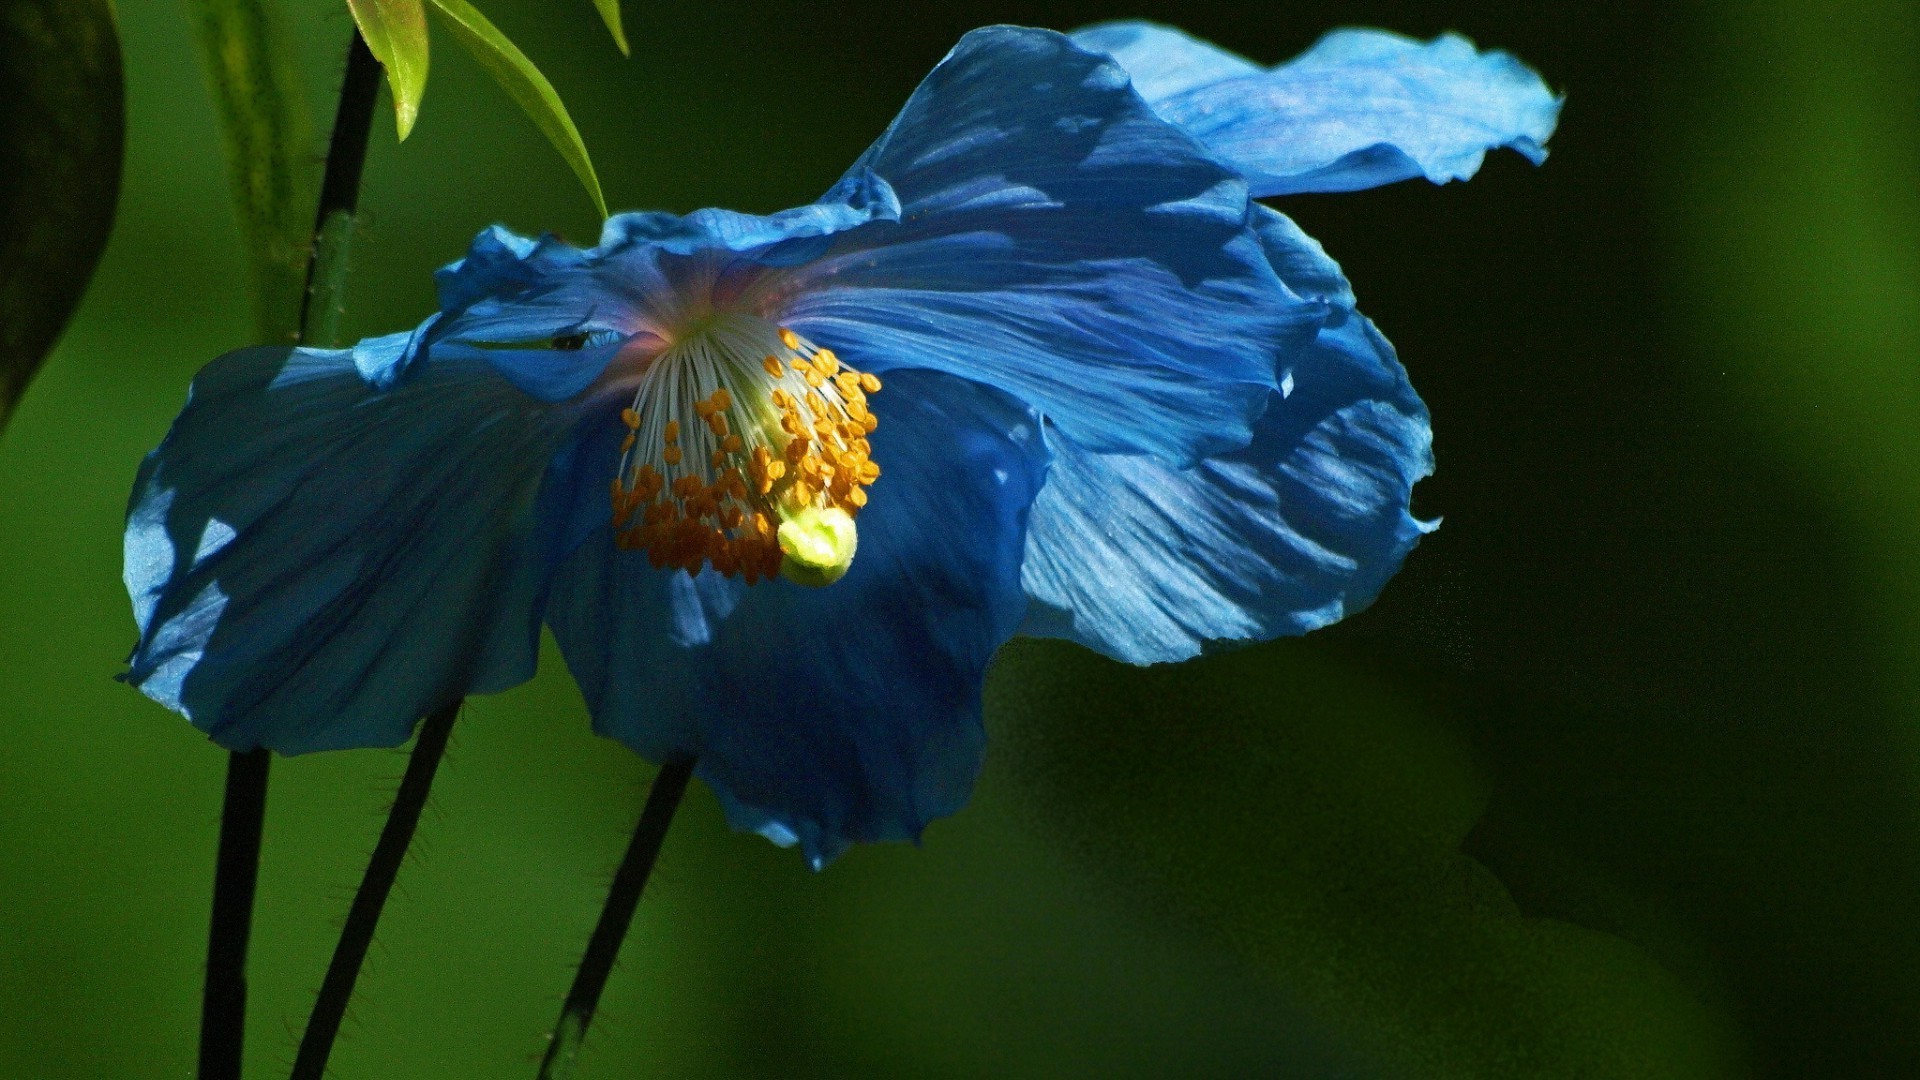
[543,545,743,768]
[1069,21,1261,102]
[546,370,1049,865]
[1075,22,1561,196]
[400,174,906,403]
[596,166,901,259]
[124,346,579,753]
[776,26,1322,466]
[1020,312,1434,664]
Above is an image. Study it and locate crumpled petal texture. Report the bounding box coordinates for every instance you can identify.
[123,347,575,752]
[1074,21,1561,195]
[1020,314,1434,663]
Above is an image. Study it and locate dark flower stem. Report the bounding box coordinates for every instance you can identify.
[198,749,269,1080]
[290,698,461,1080]
[299,29,381,347]
[537,757,697,1080]
[196,29,383,1080]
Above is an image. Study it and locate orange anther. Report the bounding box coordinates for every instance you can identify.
[860,372,881,393]
[763,355,785,378]
[779,327,800,350]
[663,420,680,443]
[663,445,683,466]
[621,408,641,429]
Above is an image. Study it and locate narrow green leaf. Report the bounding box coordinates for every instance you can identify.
[0,0,124,434]
[591,0,629,56]
[346,0,430,141]
[184,0,314,345]
[424,0,608,219]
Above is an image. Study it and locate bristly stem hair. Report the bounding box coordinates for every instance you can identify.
[536,757,697,1080]
[290,697,462,1080]
[197,27,385,1080]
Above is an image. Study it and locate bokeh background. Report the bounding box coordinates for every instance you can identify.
[4,0,1918,1076]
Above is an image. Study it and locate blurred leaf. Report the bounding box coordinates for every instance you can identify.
[1680,5,1920,707]
[591,0,629,56]
[347,0,430,141]
[990,639,1741,1079]
[426,0,608,219]
[0,0,123,434]
[1667,3,1920,1069]
[184,0,314,344]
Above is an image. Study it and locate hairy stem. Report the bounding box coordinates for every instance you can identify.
[537,757,697,1080]
[290,698,461,1080]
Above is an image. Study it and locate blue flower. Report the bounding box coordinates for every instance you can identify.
[124,25,1556,865]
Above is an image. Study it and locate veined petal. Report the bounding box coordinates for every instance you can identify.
[400,173,906,403]
[123,346,576,753]
[773,26,1320,466]
[547,370,1049,866]
[1069,21,1260,102]
[1020,313,1433,664]
[1075,21,1561,196]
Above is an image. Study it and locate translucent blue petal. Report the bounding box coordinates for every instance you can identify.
[595,167,900,258]
[123,346,577,753]
[777,26,1322,465]
[1075,21,1561,196]
[544,552,743,765]
[546,370,1049,866]
[396,174,906,404]
[1069,21,1260,102]
[1020,312,1434,664]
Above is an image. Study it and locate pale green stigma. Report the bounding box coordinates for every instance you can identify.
[778,506,858,587]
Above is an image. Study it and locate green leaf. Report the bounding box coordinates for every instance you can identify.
[425,0,608,219]
[347,0,430,141]
[590,0,628,56]
[0,0,124,434]
[184,0,314,345]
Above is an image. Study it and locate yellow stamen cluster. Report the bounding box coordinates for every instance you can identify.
[608,319,883,584]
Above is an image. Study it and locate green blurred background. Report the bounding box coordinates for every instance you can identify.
[4,0,1918,1076]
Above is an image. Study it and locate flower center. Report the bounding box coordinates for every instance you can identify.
[610,313,882,585]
